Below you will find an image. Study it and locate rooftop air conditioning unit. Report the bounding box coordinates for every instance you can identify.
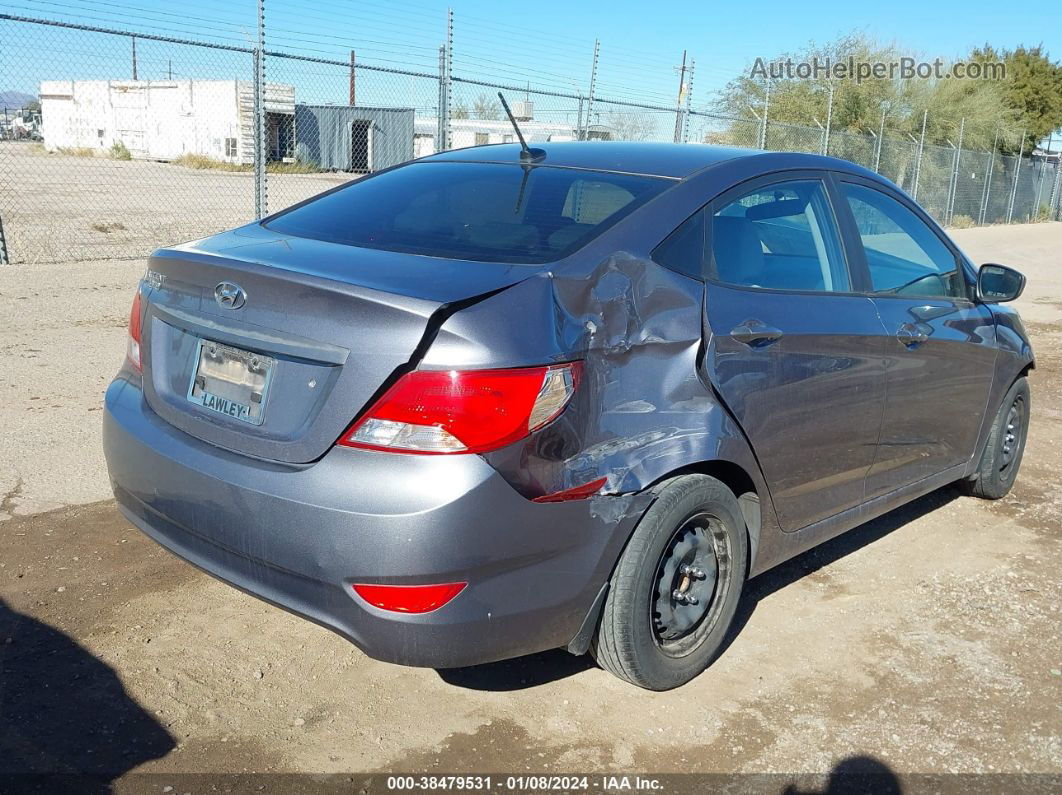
[512,101,533,121]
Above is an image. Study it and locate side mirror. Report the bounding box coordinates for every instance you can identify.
[977,264,1026,303]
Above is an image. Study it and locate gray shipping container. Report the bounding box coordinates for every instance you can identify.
[294,105,415,173]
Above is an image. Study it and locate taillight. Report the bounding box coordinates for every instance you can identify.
[339,362,581,454]
[352,582,466,613]
[127,290,143,371]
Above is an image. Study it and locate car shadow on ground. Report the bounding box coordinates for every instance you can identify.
[0,598,175,793]
[437,486,961,692]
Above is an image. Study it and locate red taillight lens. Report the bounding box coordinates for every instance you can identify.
[352,582,466,613]
[339,362,581,454]
[127,290,143,371]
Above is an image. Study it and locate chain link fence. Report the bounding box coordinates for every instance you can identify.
[1,11,1060,265]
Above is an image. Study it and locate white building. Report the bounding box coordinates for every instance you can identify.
[39,79,295,164]
[413,116,577,158]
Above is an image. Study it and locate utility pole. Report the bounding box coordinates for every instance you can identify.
[131,35,138,80]
[672,49,687,144]
[349,50,356,106]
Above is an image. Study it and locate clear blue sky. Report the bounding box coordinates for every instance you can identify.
[1,0,1056,126]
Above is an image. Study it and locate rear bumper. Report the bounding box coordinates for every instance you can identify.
[102,378,645,668]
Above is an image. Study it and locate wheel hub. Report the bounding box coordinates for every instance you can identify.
[1000,398,1024,471]
[653,522,720,642]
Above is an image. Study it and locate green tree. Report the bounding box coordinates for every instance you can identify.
[972,45,1062,153]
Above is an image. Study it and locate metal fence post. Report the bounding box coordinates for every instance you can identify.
[912,109,927,201]
[252,0,266,219]
[822,82,834,156]
[682,59,694,144]
[1035,134,1052,216]
[1006,127,1025,223]
[437,45,447,150]
[874,107,885,173]
[758,78,770,150]
[978,126,999,225]
[444,7,453,150]
[0,213,9,266]
[946,117,964,225]
[1051,153,1062,221]
[585,39,599,138]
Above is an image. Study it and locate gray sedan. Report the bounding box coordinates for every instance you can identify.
[103,142,1032,690]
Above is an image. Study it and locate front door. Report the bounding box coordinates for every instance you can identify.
[836,179,997,497]
[700,176,887,531]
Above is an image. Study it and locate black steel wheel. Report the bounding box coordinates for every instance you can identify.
[963,376,1030,500]
[650,513,734,657]
[591,474,747,690]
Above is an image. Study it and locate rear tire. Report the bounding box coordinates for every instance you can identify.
[591,475,747,690]
[962,376,1030,500]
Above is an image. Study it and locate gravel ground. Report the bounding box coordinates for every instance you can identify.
[0,222,1060,788]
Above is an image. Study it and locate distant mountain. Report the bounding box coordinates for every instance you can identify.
[0,91,36,111]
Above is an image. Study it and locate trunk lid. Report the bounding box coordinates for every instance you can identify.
[140,223,537,463]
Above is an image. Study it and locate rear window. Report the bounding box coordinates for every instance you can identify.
[264,161,670,264]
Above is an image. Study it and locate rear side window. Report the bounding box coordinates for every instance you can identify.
[265,162,670,264]
[652,211,705,280]
[709,180,850,292]
[841,183,966,299]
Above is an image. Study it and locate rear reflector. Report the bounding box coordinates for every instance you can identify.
[127,289,143,371]
[339,362,581,454]
[532,477,608,503]
[352,582,466,613]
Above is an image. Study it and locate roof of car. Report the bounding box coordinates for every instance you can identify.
[422,141,766,179]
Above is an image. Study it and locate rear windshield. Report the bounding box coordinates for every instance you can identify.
[264,161,670,264]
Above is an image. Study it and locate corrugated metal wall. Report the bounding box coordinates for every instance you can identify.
[293,105,414,172]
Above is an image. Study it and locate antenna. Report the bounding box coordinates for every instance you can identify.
[498,92,545,163]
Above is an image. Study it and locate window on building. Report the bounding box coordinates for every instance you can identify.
[225,138,237,158]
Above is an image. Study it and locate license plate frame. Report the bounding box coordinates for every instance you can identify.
[187,339,275,426]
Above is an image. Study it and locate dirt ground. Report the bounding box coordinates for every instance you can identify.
[0,141,348,264]
[0,223,1060,788]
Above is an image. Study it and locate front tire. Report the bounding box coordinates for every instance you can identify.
[963,376,1030,500]
[591,475,747,690]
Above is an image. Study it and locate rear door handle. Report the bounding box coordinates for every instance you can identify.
[730,319,784,348]
[896,322,930,347]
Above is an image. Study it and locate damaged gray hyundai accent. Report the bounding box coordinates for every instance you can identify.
[103,141,1033,690]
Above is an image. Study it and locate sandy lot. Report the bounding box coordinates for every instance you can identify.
[0,223,1060,788]
[0,141,348,264]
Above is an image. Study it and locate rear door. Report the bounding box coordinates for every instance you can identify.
[695,173,887,531]
[835,177,997,497]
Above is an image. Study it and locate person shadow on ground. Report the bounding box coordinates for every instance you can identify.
[0,597,175,793]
